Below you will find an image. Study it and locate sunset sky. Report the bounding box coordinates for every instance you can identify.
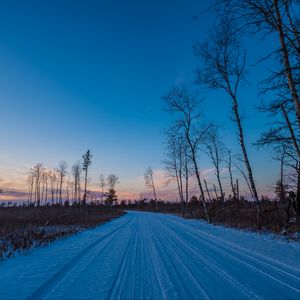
[0,0,279,201]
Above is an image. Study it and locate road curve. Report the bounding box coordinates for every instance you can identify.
[0,211,300,300]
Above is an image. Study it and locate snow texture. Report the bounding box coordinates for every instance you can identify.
[0,211,299,300]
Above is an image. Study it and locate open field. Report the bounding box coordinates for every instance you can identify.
[0,205,124,259]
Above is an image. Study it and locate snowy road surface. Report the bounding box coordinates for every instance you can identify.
[0,211,300,300]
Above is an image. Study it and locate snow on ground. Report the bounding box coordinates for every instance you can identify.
[0,211,299,300]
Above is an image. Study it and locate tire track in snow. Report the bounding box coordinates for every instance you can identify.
[105,222,138,300]
[106,215,163,300]
[143,217,168,300]
[156,217,262,300]
[150,216,211,300]
[161,217,300,297]
[168,216,300,277]
[45,217,137,300]
[27,217,132,300]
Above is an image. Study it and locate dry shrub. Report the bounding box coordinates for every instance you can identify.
[0,205,124,259]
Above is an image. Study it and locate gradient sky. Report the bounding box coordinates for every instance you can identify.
[0,0,279,200]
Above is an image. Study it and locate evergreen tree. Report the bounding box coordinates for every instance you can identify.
[105,188,118,206]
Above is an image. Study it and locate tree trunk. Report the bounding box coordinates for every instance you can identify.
[152,184,157,211]
[236,179,240,201]
[59,177,63,205]
[213,184,218,200]
[190,148,210,222]
[297,166,300,217]
[175,168,184,216]
[232,96,262,221]
[216,169,224,202]
[204,179,212,202]
[228,153,237,203]
[274,0,300,130]
[83,170,88,203]
[281,106,300,158]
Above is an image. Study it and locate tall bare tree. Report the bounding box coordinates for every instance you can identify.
[49,169,58,204]
[257,99,300,216]
[72,162,82,203]
[41,169,49,205]
[57,161,68,205]
[164,128,187,215]
[226,149,238,203]
[27,171,34,203]
[162,85,211,222]
[194,18,262,220]
[202,124,226,202]
[144,166,158,211]
[221,0,300,129]
[204,179,212,202]
[99,174,106,204]
[32,163,43,206]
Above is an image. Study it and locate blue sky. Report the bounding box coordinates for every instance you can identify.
[0,0,279,200]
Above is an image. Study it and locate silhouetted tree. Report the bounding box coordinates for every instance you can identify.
[49,169,58,204]
[221,0,300,129]
[257,99,300,216]
[32,163,43,206]
[57,161,68,205]
[202,124,226,202]
[82,150,92,204]
[99,174,106,204]
[194,17,262,221]
[72,161,82,203]
[225,150,238,203]
[105,174,119,206]
[164,128,185,215]
[203,179,212,203]
[27,174,34,203]
[162,85,211,222]
[144,166,158,211]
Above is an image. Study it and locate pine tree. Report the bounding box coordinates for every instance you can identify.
[105,188,118,206]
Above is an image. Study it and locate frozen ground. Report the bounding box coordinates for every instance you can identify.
[0,211,299,300]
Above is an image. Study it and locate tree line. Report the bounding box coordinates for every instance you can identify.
[27,150,119,207]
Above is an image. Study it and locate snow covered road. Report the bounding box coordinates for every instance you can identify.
[0,211,300,300]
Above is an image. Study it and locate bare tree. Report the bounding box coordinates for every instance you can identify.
[32,163,43,206]
[182,137,191,206]
[27,172,34,203]
[164,128,186,215]
[257,99,300,216]
[162,85,211,222]
[194,18,262,220]
[99,174,106,204]
[82,150,92,204]
[41,169,49,205]
[57,161,68,205]
[235,161,255,200]
[107,174,119,190]
[226,149,238,203]
[66,176,71,203]
[72,162,82,203]
[49,169,58,204]
[204,179,212,202]
[144,166,158,211]
[224,0,300,129]
[202,124,226,202]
